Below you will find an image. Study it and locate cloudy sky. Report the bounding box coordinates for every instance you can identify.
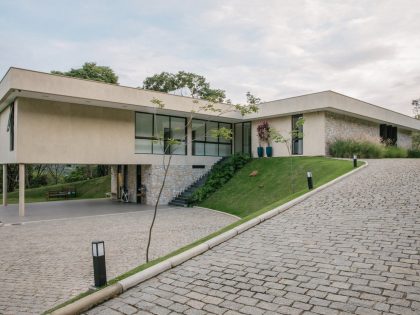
[0,0,419,115]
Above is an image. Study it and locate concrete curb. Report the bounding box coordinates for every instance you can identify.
[50,283,123,315]
[49,161,368,314]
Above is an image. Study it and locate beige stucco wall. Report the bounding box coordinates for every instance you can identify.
[13,98,221,165]
[302,112,326,156]
[251,112,326,157]
[0,102,17,163]
[252,116,290,157]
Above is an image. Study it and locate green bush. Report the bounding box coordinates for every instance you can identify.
[408,149,420,158]
[329,139,384,158]
[189,154,251,204]
[383,146,407,158]
[329,139,408,158]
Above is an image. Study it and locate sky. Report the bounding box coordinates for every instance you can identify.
[0,0,419,116]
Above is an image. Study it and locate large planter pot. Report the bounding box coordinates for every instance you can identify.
[266,146,273,157]
[257,146,264,158]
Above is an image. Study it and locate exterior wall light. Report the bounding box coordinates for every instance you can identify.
[353,154,357,168]
[92,240,107,287]
[307,171,313,190]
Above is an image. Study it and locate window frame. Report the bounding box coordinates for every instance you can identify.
[7,102,15,152]
[234,122,251,156]
[192,119,233,157]
[135,112,187,155]
[291,114,303,155]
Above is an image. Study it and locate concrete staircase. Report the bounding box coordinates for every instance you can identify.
[168,157,228,207]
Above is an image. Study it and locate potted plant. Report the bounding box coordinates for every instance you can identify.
[257,121,270,157]
[266,131,273,157]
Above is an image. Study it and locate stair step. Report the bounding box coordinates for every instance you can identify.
[168,201,188,207]
[168,158,229,206]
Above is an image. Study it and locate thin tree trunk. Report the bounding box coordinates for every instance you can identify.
[145,154,173,263]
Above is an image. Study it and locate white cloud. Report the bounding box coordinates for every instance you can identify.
[0,0,419,115]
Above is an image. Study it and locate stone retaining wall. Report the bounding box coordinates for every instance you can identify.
[141,164,212,205]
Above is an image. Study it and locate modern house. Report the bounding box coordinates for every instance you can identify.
[1,68,419,216]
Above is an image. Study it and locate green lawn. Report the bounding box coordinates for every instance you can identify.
[200,156,358,218]
[6,175,111,204]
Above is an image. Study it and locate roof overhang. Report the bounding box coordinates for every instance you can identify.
[1,68,419,131]
[247,91,420,131]
[0,68,243,122]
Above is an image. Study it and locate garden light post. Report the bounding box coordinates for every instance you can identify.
[353,154,357,168]
[92,241,107,287]
[307,171,313,190]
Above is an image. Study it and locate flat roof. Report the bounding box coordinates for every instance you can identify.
[1,67,419,131]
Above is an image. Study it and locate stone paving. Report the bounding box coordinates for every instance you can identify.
[0,205,237,315]
[87,159,420,315]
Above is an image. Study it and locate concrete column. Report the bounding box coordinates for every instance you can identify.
[19,164,25,217]
[2,164,7,206]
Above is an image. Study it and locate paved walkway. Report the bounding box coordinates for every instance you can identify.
[87,159,420,315]
[0,203,237,315]
[0,199,156,224]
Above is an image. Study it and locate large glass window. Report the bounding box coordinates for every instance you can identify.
[192,119,232,156]
[7,102,15,151]
[292,114,303,155]
[135,112,187,155]
[234,122,251,156]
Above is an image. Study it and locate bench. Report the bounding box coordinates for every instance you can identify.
[46,187,77,200]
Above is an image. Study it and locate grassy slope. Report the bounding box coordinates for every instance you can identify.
[6,175,111,204]
[200,157,356,218]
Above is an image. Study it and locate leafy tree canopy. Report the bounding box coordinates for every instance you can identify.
[51,62,119,84]
[143,71,226,102]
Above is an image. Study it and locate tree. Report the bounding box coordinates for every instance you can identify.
[269,117,305,193]
[145,93,259,262]
[51,62,119,84]
[47,165,66,185]
[143,71,226,102]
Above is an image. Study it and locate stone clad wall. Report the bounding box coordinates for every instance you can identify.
[325,112,380,153]
[397,129,412,149]
[141,164,212,205]
[325,112,413,151]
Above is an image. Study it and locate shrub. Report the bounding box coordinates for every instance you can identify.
[329,139,384,158]
[408,149,420,158]
[329,139,408,158]
[383,146,407,158]
[189,154,251,204]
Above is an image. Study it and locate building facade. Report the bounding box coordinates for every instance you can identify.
[1,68,419,213]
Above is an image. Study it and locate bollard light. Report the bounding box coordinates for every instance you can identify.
[307,171,313,190]
[353,154,357,168]
[92,240,107,287]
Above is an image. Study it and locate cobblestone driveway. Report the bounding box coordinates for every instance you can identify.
[88,159,420,315]
[0,206,236,315]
